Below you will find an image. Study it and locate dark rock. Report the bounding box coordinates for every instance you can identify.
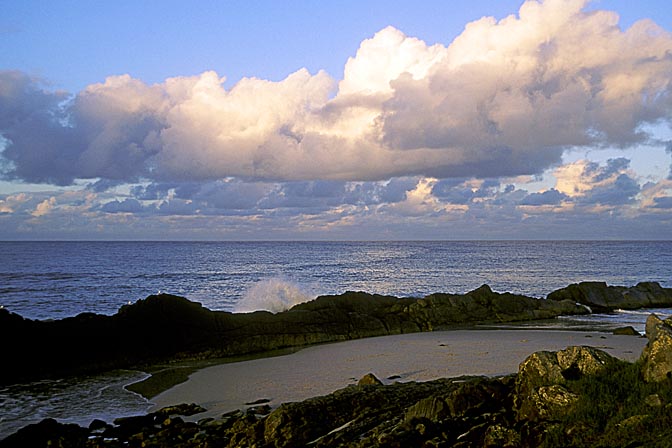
[405,396,448,422]
[641,314,672,382]
[483,423,521,448]
[0,418,88,448]
[88,418,109,431]
[613,326,640,336]
[244,398,271,405]
[0,285,590,386]
[152,402,207,419]
[247,404,272,416]
[105,414,156,440]
[547,281,672,312]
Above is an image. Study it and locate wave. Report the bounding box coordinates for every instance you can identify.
[615,308,672,317]
[234,278,316,314]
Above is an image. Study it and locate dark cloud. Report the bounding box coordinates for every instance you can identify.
[520,189,568,206]
[0,72,165,185]
[87,178,125,193]
[581,173,641,206]
[653,196,672,209]
[100,198,145,213]
[156,199,200,215]
[131,183,177,200]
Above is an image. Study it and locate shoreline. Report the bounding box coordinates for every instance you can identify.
[125,319,644,401]
[147,328,647,421]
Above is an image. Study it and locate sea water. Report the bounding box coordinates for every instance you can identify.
[1,240,670,320]
[1,240,671,437]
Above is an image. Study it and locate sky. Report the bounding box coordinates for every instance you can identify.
[1,0,671,240]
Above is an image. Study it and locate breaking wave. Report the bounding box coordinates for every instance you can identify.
[235,278,315,314]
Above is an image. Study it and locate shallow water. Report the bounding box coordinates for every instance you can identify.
[0,370,151,438]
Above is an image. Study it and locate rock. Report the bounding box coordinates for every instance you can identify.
[358,372,383,386]
[547,281,672,312]
[1,285,590,386]
[405,396,448,422]
[483,423,521,448]
[641,314,672,382]
[244,398,271,405]
[517,384,579,421]
[645,393,663,407]
[613,326,640,336]
[247,404,272,416]
[0,418,88,448]
[515,346,617,422]
[88,418,109,431]
[152,402,207,419]
[517,346,617,395]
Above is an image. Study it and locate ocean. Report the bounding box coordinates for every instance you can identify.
[1,240,671,437]
[2,240,671,320]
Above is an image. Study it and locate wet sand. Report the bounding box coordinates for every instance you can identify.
[149,329,647,419]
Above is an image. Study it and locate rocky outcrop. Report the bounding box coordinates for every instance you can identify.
[547,281,672,312]
[0,285,588,386]
[641,314,672,382]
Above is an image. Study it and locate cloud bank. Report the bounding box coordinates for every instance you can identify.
[2,0,671,186]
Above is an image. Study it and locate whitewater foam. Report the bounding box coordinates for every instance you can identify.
[234,278,316,313]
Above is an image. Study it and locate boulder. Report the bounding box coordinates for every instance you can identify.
[547,281,672,312]
[515,346,617,421]
[613,326,640,336]
[641,314,672,382]
[358,372,383,386]
[0,418,88,448]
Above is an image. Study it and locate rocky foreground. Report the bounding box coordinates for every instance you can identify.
[3,313,672,447]
[1,281,672,386]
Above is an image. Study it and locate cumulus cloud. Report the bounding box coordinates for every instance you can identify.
[31,197,56,217]
[2,0,672,186]
[520,188,568,206]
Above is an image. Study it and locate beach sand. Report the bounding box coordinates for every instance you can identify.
[149,329,647,419]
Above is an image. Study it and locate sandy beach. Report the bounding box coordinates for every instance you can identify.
[150,329,647,419]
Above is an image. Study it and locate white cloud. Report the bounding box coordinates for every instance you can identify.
[2,0,671,186]
[31,196,56,217]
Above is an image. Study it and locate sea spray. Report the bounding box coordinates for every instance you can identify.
[235,278,316,313]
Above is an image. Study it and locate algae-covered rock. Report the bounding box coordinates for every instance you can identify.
[641,314,672,382]
[515,346,617,423]
[358,372,383,386]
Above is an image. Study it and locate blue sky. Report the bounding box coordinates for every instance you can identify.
[1,0,671,240]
